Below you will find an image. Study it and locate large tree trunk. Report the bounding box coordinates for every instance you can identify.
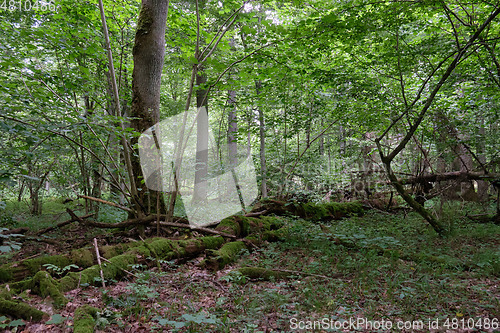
[129,0,169,216]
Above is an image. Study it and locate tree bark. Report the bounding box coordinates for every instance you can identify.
[256,80,267,198]
[129,0,170,216]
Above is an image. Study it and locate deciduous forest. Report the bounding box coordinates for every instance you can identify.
[0,0,499,331]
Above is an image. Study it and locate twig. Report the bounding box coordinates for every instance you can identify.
[93,238,106,288]
[159,221,236,239]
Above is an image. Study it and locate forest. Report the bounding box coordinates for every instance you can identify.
[0,0,499,331]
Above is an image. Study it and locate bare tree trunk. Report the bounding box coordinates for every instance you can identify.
[192,71,209,203]
[255,80,267,198]
[227,91,238,168]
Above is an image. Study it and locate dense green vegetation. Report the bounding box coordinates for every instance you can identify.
[1,0,499,331]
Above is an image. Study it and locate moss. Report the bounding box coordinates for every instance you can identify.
[59,272,81,292]
[235,216,251,235]
[205,241,247,270]
[216,217,241,236]
[302,202,329,220]
[147,238,174,258]
[29,271,68,308]
[260,215,284,228]
[0,286,12,300]
[105,254,137,280]
[200,236,224,249]
[127,245,151,258]
[74,305,98,333]
[0,299,47,321]
[0,267,13,283]
[23,255,72,276]
[244,235,261,246]
[100,242,137,259]
[70,248,95,268]
[262,228,286,242]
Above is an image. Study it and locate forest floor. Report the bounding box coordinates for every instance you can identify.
[0,199,499,332]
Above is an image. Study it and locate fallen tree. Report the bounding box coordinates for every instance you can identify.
[397,171,499,185]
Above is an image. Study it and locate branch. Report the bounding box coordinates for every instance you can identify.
[77,195,135,214]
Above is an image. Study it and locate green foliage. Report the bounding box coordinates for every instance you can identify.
[45,314,68,325]
[43,263,79,278]
[0,228,23,253]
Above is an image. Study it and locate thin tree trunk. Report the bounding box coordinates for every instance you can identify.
[255,80,267,198]
[192,71,209,203]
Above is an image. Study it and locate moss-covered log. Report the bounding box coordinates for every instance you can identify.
[203,241,247,270]
[0,255,72,284]
[0,299,47,322]
[252,199,364,221]
[29,271,68,308]
[73,305,99,333]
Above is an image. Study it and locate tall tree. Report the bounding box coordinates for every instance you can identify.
[129,0,170,216]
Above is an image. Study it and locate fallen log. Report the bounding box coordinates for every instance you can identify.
[0,299,47,322]
[397,171,499,185]
[251,199,365,221]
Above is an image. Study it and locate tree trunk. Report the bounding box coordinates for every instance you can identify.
[129,0,170,216]
[192,71,209,203]
[256,80,267,198]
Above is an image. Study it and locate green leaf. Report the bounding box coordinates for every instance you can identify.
[46,314,66,325]
[9,319,25,327]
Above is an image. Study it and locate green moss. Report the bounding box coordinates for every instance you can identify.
[200,236,224,249]
[74,305,98,333]
[29,271,68,308]
[302,202,328,220]
[23,255,72,275]
[100,242,133,258]
[105,254,137,280]
[0,267,13,283]
[216,217,241,236]
[0,299,47,321]
[147,238,174,258]
[127,245,151,258]
[236,216,251,235]
[205,241,247,270]
[59,272,81,292]
[70,249,95,268]
[0,286,12,300]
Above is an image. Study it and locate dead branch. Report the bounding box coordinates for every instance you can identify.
[36,213,95,235]
[78,195,135,214]
[1,227,29,235]
[158,221,236,239]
